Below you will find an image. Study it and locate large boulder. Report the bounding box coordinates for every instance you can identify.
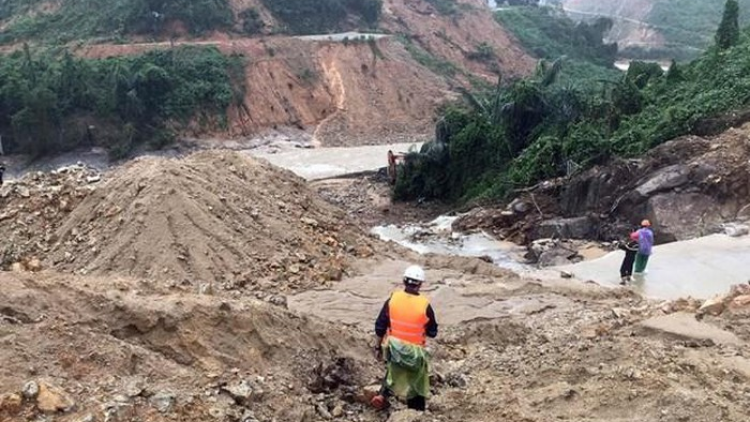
[558,161,634,216]
[531,215,599,240]
[645,192,725,242]
[634,164,691,197]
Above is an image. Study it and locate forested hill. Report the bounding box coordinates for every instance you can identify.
[395,1,750,202]
[0,0,385,43]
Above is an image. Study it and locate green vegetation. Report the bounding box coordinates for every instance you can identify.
[239,8,265,35]
[397,35,459,78]
[395,2,750,202]
[646,0,750,58]
[260,0,382,35]
[717,0,741,50]
[1,0,234,43]
[495,6,617,67]
[0,46,243,158]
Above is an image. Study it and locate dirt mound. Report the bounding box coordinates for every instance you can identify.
[0,271,378,422]
[44,151,376,291]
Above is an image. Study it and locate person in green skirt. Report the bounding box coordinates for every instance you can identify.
[634,220,654,273]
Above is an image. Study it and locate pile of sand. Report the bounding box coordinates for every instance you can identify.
[45,151,376,291]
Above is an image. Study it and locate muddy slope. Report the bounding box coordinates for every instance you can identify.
[3,260,750,422]
[66,0,534,146]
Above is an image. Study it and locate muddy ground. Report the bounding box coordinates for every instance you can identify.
[2,152,750,422]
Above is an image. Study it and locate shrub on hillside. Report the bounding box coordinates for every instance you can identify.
[260,0,382,35]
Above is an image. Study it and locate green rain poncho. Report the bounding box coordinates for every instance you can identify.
[384,338,430,399]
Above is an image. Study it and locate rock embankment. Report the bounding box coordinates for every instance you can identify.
[456,124,750,250]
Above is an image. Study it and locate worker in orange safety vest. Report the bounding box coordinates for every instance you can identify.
[371,265,438,411]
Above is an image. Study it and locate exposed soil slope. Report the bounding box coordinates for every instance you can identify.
[4,0,534,147]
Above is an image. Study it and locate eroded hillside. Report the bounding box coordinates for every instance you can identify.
[0,0,534,149]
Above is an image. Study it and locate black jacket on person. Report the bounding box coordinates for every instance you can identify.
[619,240,639,277]
[374,289,438,339]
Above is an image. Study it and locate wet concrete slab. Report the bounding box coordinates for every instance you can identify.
[638,312,743,345]
[558,234,750,300]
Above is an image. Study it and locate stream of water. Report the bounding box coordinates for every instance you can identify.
[371,216,530,272]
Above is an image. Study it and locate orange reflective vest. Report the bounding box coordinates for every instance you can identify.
[388,291,430,346]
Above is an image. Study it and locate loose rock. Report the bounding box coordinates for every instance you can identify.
[36,382,76,413]
[22,380,40,399]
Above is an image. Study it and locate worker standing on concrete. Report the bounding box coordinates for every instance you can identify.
[371,265,438,411]
[634,220,654,274]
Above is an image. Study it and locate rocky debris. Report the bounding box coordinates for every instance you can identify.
[22,380,39,399]
[357,385,381,405]
[121,376,146,398]
[695,283,750,318]
[0,392,23,414]
[453,126,750,245]
[221,380,264,405]
[526,239,583,267]
[0,163,101,269]
[36,381,76,413]
[77,414,96,422]
[698,296,726,316]
[387,409,423,422]
[660,297,703,314]
[723,222,750,237]
[634,164,692,197]
[531,215,599,240]
[103,395,133,422]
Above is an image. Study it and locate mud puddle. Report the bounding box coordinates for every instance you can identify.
[287,260,571,329]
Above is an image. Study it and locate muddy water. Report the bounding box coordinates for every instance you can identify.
[559,234,750,300]
[250,142,421,180]
[371,216,529,272]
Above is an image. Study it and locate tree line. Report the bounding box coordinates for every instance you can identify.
[0,46,243,158]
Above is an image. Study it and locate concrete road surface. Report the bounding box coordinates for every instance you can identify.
[558,234,750,300]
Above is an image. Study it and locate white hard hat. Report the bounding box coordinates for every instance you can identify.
[403,265,426,284]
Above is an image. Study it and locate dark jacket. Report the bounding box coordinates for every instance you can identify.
[619,240,639,277]
[375,290,438,339]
